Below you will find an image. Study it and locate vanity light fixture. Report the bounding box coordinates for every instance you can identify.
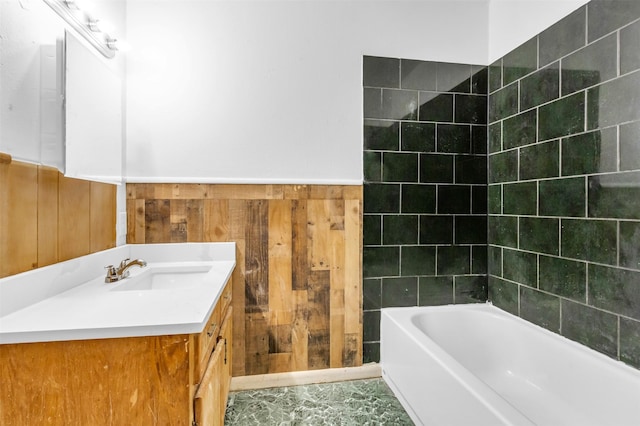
[43,0,119,59]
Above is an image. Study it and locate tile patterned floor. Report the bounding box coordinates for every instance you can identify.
[224,378,414,425]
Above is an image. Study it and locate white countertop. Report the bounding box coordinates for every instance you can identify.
[0,243,235,344]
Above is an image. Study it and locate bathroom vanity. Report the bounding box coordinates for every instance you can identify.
[0,243,235,425]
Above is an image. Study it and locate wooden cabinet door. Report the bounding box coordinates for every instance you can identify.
[195,301,221,381]
[194,340,223,426]
[218,306,233,415]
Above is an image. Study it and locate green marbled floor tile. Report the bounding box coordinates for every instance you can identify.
[224,378,414,425]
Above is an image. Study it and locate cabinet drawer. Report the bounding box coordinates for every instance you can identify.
[220,278,232,316]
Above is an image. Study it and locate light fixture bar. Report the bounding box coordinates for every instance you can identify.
[43,0,116,59]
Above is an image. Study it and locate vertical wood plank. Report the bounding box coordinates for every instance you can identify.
[308,200,331,271]
[330,301,345,368]
[228,199,245,241]
[231,239,246,377]
[204,199,229,242]
[126,199,146,244]
[268,200,293,373]
[89,182,116,253]
[229,199,247,376]
[144,200,171,243]
[291,200,308,290]
[186,199,204,242]
[126,198,136,243]
[268,321,293,357]
[291,289,309,371]
[307,270,330,370]
[37,167,59,267]
[58,176,91,262]
[268,200,293,322]
[244,199,270,375]
[308,330,330,370]
[329,199,345,230]
[244,200,269,312]
[170,199,187,243]
[0,162,38,277]
[245,312,270,375]
[344,199,362,337]
[330,225,346,368]
[343,333,360,368]
[307,271,331,331]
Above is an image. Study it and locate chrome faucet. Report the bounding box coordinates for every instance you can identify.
[104,258,147,283]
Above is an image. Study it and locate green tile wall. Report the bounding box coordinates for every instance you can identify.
[362,0,640,372]
[488,1,640,369]
[363,57,487,362]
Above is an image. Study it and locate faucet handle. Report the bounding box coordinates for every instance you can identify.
[119,258,130,269]
[104,265,118,283]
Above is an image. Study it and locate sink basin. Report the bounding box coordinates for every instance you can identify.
[110,264,212,292]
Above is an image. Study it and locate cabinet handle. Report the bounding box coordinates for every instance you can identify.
[206,323,217,337]
[222,338,228,364]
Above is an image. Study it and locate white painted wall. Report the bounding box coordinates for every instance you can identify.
[125,0,588,184]
[488,0,588,63]
[125,1,490,184]
[69,0,129,245]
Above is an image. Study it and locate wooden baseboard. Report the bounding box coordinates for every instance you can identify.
[229,363,382,391]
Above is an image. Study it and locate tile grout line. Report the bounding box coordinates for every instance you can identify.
[617,316,621,360]
[559,298,563,335]
[584,4,589,46]
[585,263,590,306]
[616,124,621,173]
[617,220,621,268]
[617,29,621,78]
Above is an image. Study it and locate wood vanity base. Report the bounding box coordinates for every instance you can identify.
[0,335,193,424]
[0,281,233,425]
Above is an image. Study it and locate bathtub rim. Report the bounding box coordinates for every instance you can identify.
[383,302,640,379]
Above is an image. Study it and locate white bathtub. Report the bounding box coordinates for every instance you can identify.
[381,303,640,426]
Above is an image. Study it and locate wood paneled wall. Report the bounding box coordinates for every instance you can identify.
[0,159,116,278]
[126,184,363,376]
